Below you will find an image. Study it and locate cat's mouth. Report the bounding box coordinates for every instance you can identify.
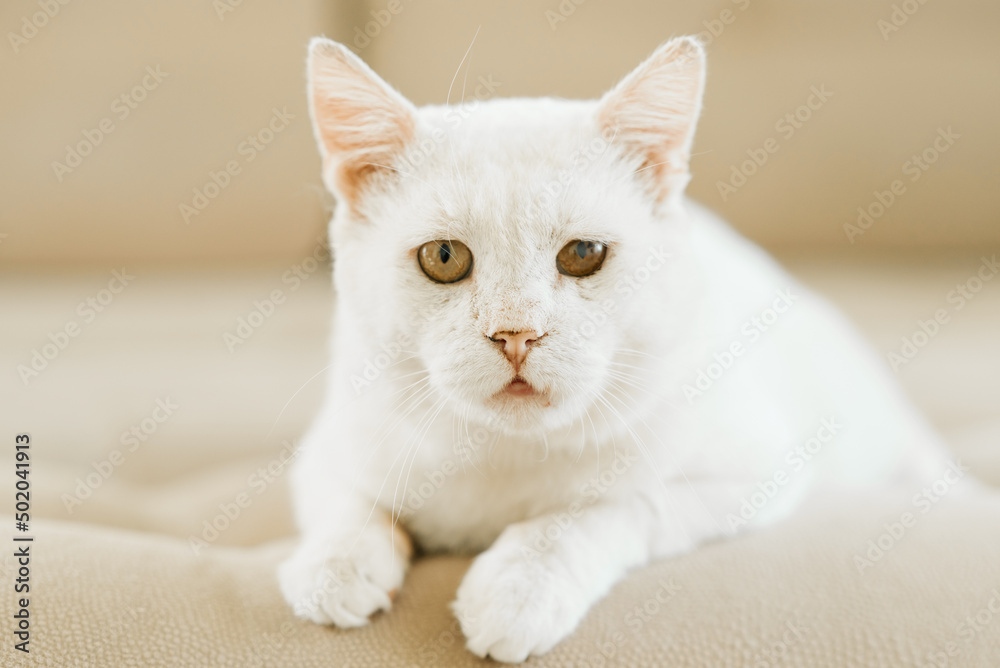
[504,376,537,397]
[486,376,556,426]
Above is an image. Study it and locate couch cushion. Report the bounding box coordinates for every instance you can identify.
[5,488,1000,667]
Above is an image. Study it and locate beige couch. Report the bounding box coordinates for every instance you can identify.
[2,258,1000,666]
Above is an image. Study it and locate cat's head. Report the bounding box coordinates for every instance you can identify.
[308,37,705,437]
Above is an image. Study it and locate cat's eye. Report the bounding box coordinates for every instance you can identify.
[556,240,607,277]
[417,239,474,283]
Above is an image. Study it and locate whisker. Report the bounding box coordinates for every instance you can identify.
[393,395,449,539]
[600,384,724,536]
[573,403,589,464]
[263,362,335,441]
[537,430,550,463]
[447,25,481,106]
[608,360,656,373]
[606,369,658,394]
[590,390,696,547]
[349,393,443,565]
[588,393,619,465]
[615,158,674,184]
[349,379,435,490]
[613,347,668,362]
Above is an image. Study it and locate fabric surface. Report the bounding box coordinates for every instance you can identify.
[1,256,998,666]
[3,491,1000,667]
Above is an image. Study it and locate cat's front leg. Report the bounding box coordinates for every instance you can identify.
[453,498,671,663]
[278,503,411,628]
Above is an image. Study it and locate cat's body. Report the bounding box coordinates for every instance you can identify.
[279,37,950,662]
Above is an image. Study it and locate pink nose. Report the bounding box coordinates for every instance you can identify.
[489,330,542,371]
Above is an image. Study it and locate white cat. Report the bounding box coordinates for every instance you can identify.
[278,36,950,662]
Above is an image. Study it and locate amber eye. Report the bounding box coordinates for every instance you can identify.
[417,240,473,283]
[556,240,607,277]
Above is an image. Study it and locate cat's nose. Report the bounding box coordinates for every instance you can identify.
[488,330,542,371]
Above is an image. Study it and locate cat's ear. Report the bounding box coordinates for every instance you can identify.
[596,37,706,203]
[308,37,418,207]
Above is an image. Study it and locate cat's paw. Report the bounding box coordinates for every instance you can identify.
[278,523,410,628]
[452,540,589,663]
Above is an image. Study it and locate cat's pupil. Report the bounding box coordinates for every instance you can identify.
[439,243,452,264]
[576,241,588,259]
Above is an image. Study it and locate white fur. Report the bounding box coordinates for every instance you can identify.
[278,37,950,663]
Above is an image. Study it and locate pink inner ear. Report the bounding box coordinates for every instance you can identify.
[315,94,414,203]
[313,91,415,205]
[596,38,705,201]
[309,41,416,206]
[597,109,688,202]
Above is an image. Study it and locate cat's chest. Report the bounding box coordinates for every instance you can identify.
[377,440,604,553]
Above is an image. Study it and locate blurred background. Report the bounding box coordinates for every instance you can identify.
[1,0,998,543]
